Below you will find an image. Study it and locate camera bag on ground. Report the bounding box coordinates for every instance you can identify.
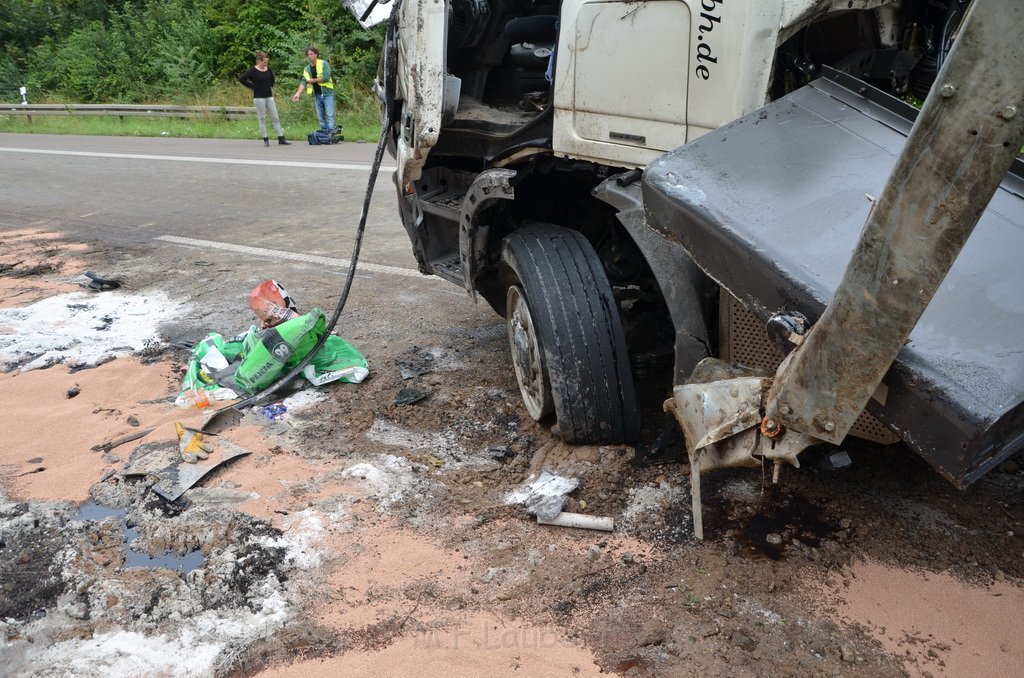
[306,128,345,145]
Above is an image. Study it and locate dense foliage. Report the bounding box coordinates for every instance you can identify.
[0,0,384,104]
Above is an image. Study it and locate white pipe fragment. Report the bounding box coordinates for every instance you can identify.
[537,512,614,532]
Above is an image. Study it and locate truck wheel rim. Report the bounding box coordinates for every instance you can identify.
[506,284,553,419]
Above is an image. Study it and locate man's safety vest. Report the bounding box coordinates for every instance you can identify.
[304,59,335,94]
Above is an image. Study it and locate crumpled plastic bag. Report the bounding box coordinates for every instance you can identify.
[177,308,368,400]
[249,279,298,329]
[175,333,243,407]
[301,332,370,386]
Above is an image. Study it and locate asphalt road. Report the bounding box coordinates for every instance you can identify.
[0,132,420,274]
[0,131,492,358]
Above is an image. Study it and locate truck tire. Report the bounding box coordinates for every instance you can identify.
[501,223,640,444]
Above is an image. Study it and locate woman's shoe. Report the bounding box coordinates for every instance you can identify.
[263,137,270,147]
[278,136,291,145]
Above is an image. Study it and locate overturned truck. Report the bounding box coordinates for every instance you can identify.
[346,0,1024,525]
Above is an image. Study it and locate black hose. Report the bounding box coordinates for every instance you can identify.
[228,4,400,412]
[936,0,969,72]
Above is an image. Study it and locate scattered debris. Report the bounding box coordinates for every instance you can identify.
[504,471,579,521]
[66,386,80,399]
[178,387,212,409]
[2,232,1021,678]
[175,281,368,406]
[819,450,853,471]
[149,439,252,502]
[253,403,288,421]
[91,427,156,454]
[81,271,122,291]
[249,279,298,329]
[394,387,430,406]
[176,422,214,463]
[537,511,614,532]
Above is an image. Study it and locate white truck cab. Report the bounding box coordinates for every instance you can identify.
[344,0,982,453]
[352,0,916,180]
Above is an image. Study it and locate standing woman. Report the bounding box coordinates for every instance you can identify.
[239,51,290,147]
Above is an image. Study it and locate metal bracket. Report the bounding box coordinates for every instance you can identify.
[664,358,821,540]
[459,168,517,297]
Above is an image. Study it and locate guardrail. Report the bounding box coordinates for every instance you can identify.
[0,103,256,121]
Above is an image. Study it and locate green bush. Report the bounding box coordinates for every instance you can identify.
[0,45,26,99]
[2,0,384,109]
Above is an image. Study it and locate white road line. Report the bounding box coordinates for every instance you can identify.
[0,146,396,172]
[156,234,432,279]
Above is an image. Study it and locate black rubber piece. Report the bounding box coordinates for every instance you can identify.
[502,223,640,444]
[83,271,121,291]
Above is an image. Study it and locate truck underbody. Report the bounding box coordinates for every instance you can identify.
[643,67,1024,489]
[352,0,1023,497]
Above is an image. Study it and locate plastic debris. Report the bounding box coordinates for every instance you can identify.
[537,512,614,531]
[144,440,252,502]
[174,281,368,405]
[252,403,287,421]
[249,279,298,329]
[394,387,430,406]
[818,450,853,471]
[81,271,122,291]
[504,471,580,521]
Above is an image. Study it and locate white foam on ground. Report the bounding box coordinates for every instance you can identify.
[18,585,290,678]
[339,454,438,511]
[619,482,690,532]
[365,417,491,468]
[31,629,223,677]
[270,509,328,569]
[8,508,327,677]
[0,290,185,370]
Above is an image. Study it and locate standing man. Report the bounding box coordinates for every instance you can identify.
[292,47,336,132]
